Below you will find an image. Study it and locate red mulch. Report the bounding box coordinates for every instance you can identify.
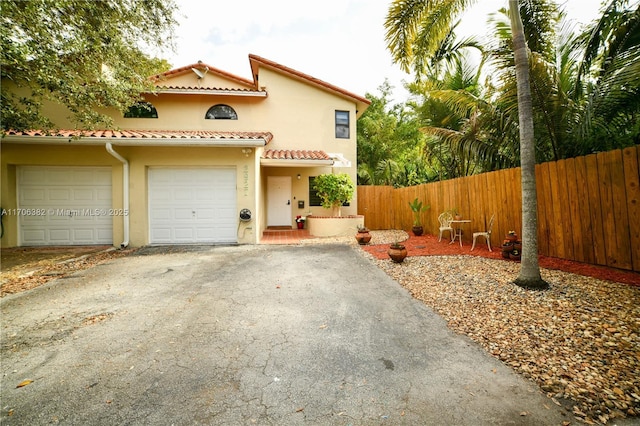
[362,232,640,287]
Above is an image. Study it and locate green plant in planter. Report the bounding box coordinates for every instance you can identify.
[312,173,355,217]
[408,198,430,236]
[408,198,430,226]
[388,240,408,263]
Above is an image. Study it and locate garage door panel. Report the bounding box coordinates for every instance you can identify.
[151,209,172,221]
[49,169,75,184]
[21,168,47,184]
[97,189,112,201]
[22,188,46,202]
[196,188,215,200]
[174,228,195,240]
[73,215,96,223]
[49,189,71,201]
[73,229,96,242]
[75,170,102,183]
[150,228,171,242]
[20,215,46,225]
[197,209,215,220]
[18,166,113,246]
[148,168,237,244]
[150,188,171,202]
[49,229,72,242]
[174,209,195,220]
[48,214,72,223]
[175,190,194,201]
[23,230,47,244]
[73,189,95,201]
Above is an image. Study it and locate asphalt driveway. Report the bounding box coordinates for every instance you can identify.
[1,244,572,425]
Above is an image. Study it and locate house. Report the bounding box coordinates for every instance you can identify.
[0,54,370,247]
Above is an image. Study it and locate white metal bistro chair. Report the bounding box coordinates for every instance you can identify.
[471,214,495,251]
[438,211,454,242]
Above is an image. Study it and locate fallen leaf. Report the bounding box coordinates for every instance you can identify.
[319,324,327,329]
[16,379,33,388]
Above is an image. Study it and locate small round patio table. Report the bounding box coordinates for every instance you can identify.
[450,219,471,247]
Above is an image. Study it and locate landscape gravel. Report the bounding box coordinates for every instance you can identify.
[353,231,640,425]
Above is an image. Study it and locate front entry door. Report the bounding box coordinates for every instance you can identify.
[267,176,292,227]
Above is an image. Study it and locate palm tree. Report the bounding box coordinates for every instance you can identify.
[508,0,549,289]
[385,0,549,289]
[571,0,640,151]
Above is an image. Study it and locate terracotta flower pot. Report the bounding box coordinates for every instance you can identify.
[355,230,372,245]
[501,243,513,259]
[388,244,407,263]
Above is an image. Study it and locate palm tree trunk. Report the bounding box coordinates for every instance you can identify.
[509,0,549,290]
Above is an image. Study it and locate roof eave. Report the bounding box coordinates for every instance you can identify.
[153,89,268,97]
[260,159,334,167]
[1,135,268,147]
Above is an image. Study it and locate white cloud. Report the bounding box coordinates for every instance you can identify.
[165,0,603,104]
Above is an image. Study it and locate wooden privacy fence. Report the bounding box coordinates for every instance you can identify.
[357,146,640,273]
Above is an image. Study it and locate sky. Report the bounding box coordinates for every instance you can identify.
[163,0,604,103]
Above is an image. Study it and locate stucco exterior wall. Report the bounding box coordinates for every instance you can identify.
[1,57,366,246]
[0,144,258,247]
[256,68,359,218]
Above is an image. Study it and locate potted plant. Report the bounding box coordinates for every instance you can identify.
[501,241,514,258]
[509,249,521,261]
[388,241,408,263]
[355,225,372,245]
[312,173,355,217]
[446,208,462,220]
[408,198,430,236]
[295,215,306,229]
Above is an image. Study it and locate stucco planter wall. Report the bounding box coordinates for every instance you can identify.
[306,215,365,237]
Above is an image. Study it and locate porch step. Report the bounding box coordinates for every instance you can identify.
[264,226,293,233]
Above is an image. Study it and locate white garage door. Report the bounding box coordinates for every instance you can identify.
[17,166,113,246]
[148,168,237,244]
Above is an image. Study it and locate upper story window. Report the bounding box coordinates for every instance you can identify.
[206,104,238,120]
[124,102,158,118]
[335,110,349,138]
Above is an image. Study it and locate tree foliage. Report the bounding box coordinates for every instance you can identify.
[369,0,640,188]
[356,80,434,186]
[1,0,178,131]
[312,173,355,216]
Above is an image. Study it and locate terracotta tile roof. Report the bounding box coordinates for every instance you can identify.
[261,149,331,161]
[3,129,274,143]
[151,62,255,88]
[158,85,265,94]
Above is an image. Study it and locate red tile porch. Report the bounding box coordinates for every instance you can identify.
[260,227,312,245]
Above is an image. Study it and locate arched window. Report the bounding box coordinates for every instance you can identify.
[205,104,237,120]
[124,102,158,118]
